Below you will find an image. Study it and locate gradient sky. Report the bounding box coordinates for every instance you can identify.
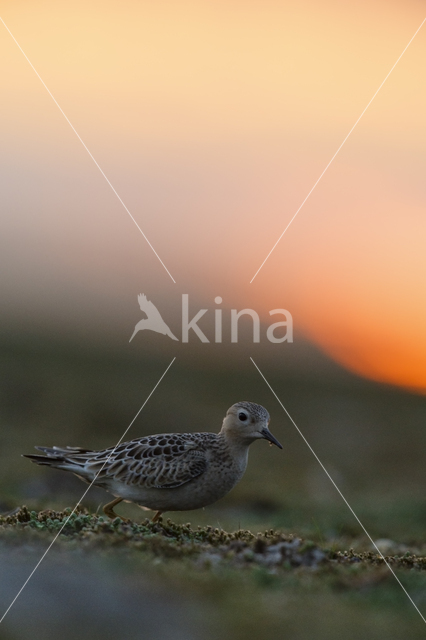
[1,0,426,390]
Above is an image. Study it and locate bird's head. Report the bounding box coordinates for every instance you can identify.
[221,401,282,449]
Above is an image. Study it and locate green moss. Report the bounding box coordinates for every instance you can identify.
[2,505,426,578]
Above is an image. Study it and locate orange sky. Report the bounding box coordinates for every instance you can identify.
[1,0,426,391]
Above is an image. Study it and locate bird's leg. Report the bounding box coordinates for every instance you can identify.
[103,497,125,519]
[151,510,162,523]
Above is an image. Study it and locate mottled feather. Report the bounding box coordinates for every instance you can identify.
[23,401,282,518]
[30,434,213,489]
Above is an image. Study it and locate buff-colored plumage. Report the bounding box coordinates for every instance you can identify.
[24,401,282,521]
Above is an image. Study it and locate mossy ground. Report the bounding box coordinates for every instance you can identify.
[2,506,426,640]
[2,505,426,573]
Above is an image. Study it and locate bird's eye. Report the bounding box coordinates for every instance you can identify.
[238,412,248,422]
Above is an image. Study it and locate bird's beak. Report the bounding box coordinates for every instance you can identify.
[261,427,283,449]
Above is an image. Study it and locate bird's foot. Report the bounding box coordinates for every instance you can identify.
[102,497,129,522]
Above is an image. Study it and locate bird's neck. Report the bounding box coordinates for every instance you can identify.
[218,429,251,457]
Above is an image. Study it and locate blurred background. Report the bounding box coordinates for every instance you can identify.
[1,1,426,638]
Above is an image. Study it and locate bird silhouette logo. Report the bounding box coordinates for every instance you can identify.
[129,294,179,342]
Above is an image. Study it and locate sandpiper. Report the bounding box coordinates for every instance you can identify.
[23,401,282,521]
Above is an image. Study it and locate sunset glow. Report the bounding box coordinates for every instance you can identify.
[1,0,426,391]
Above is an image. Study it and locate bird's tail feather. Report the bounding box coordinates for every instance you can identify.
[23,445,95,473]
[23,453,62,467]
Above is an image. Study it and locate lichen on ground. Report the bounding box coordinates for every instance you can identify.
[2,505,426,574]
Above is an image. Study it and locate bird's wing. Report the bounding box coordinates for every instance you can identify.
[84,434,210,489]
[137,294,164,324]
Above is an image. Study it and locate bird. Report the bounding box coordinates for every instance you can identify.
[129,294,178,342]
[23,401,282,522]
